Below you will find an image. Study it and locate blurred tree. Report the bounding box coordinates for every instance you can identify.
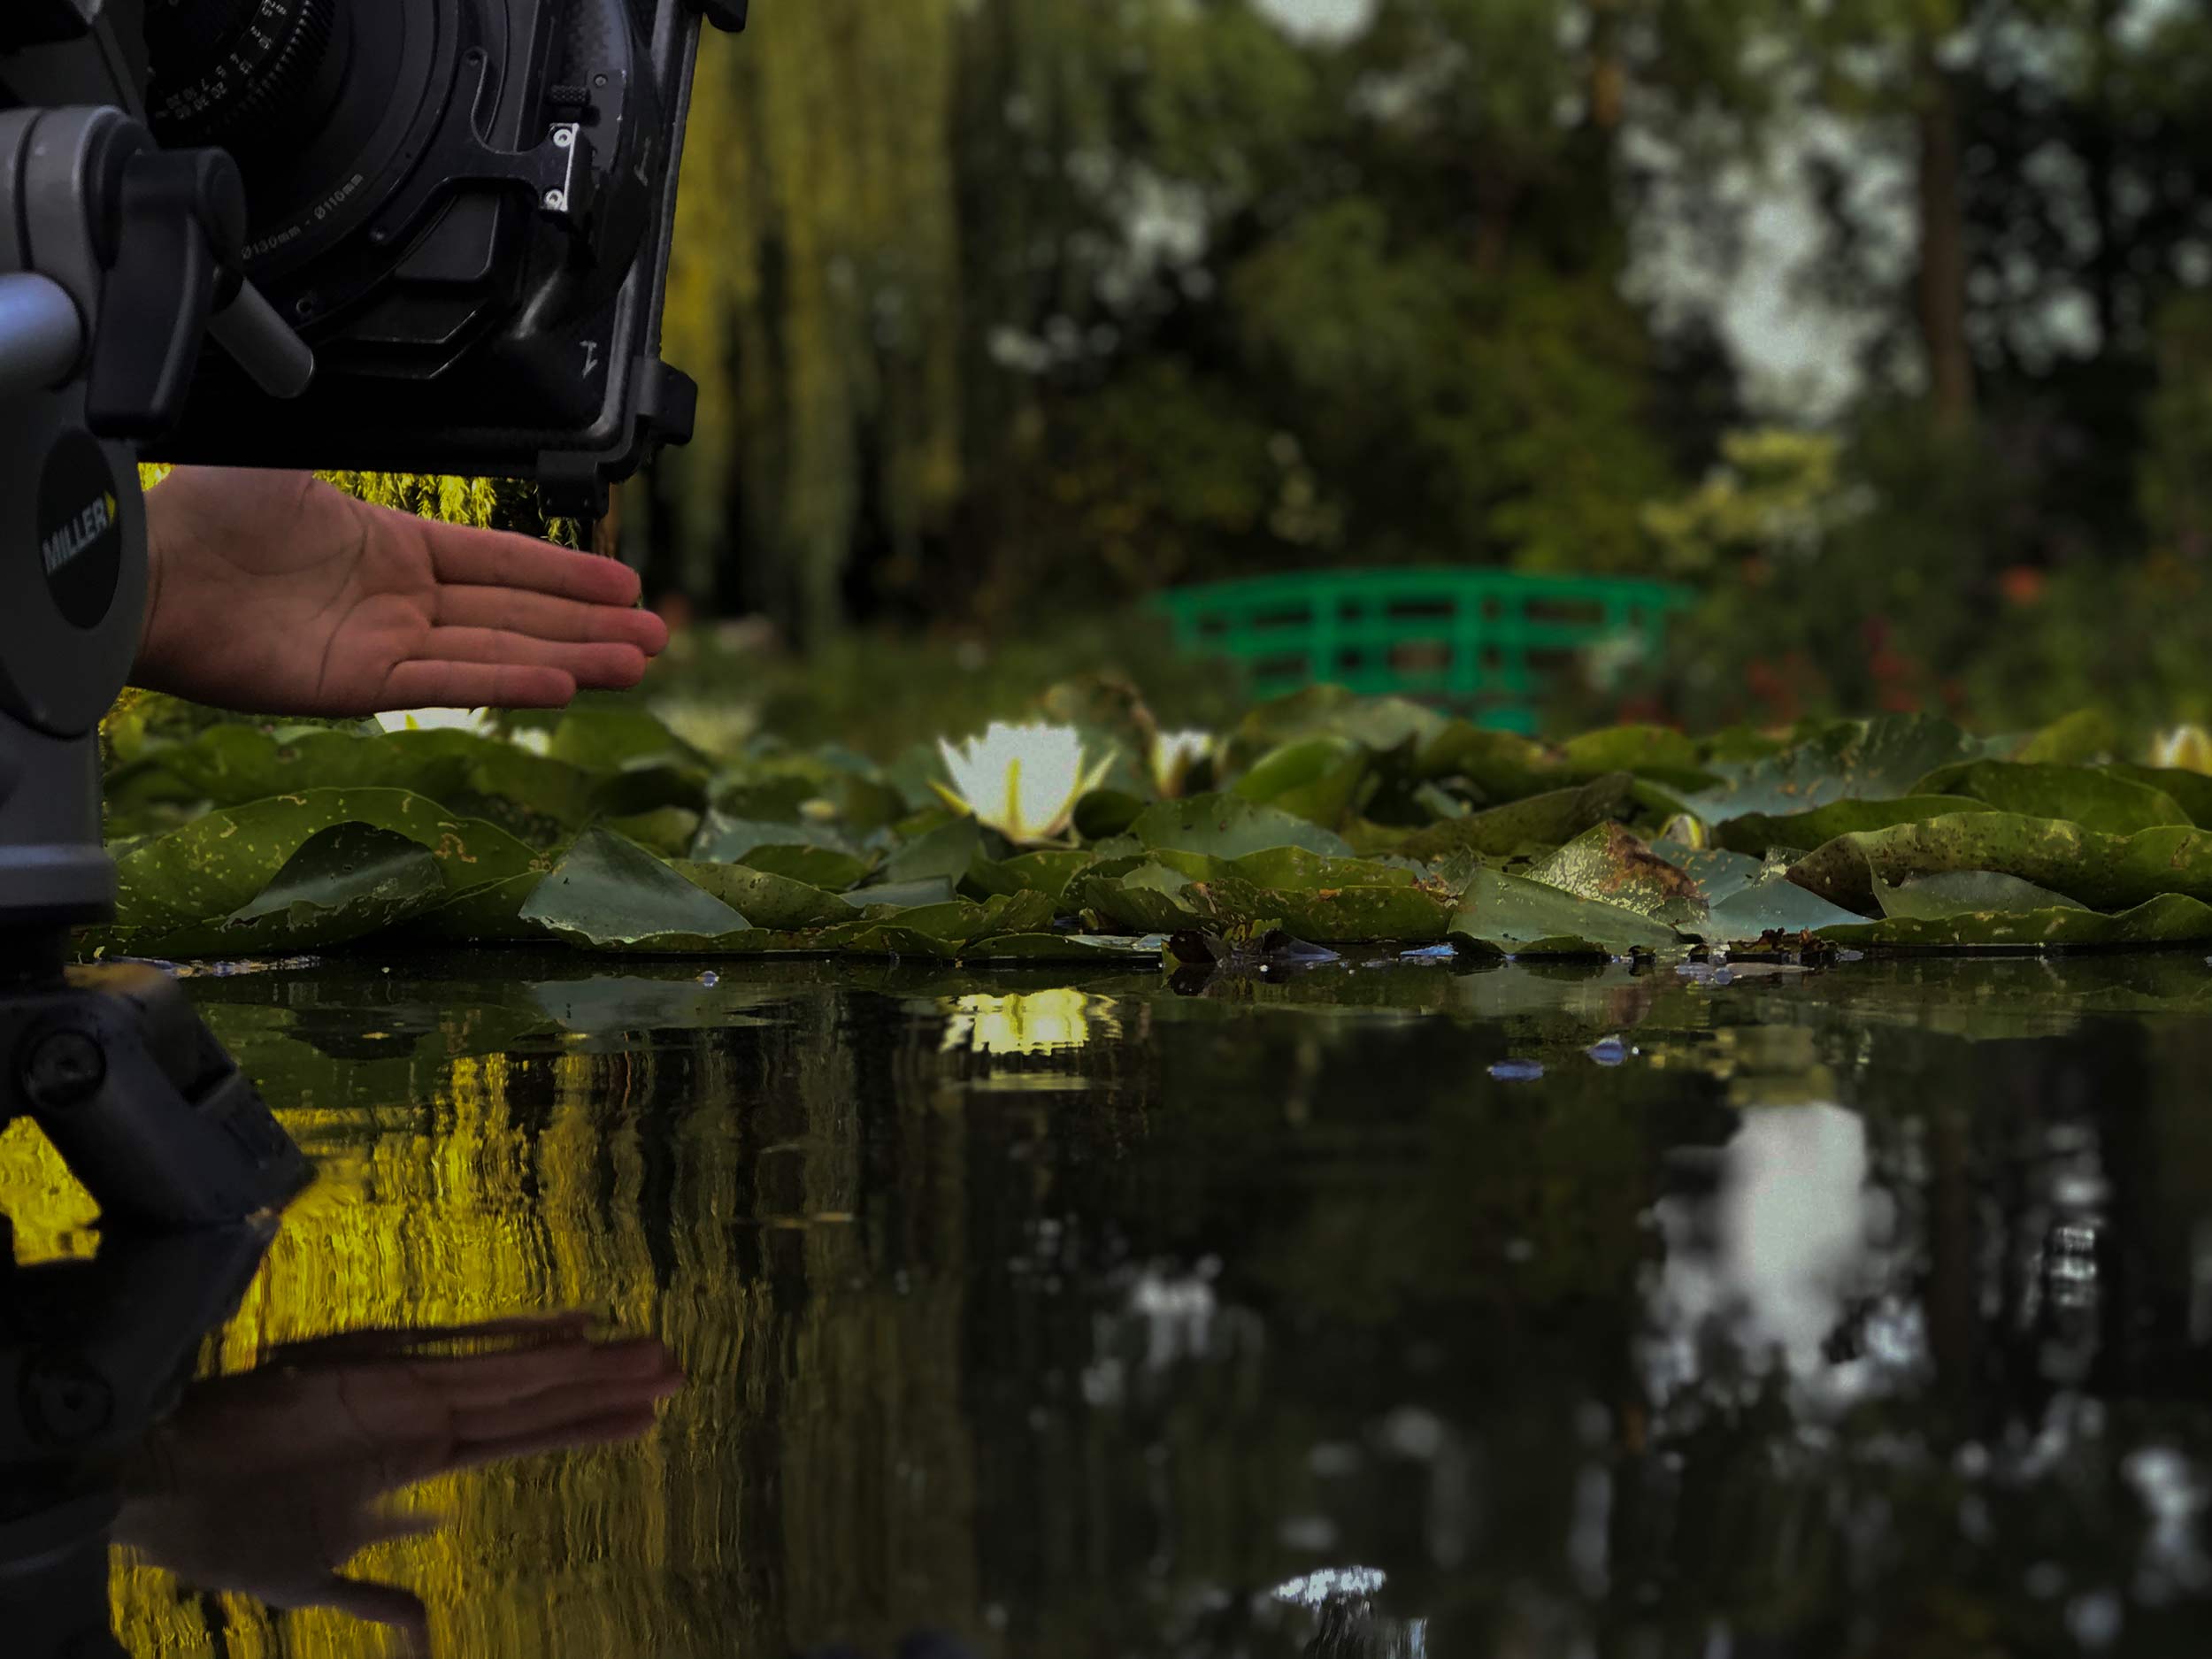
[658,4,965,643]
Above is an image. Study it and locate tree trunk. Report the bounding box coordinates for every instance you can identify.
[1916,59,1976,430]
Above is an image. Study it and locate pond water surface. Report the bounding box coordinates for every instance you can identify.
[15,950,2212,1656]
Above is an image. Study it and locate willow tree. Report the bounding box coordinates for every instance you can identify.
[660,6,965,642]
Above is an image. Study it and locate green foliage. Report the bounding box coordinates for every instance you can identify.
[96,687,2212,963]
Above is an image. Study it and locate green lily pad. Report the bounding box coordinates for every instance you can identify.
[961,933,1163,963]
[691,810,857,862]
[602,806,702,856]
[672,860,851,931]
[1653,843,1766,907]
[841,877,961,911]
[546,705,705,772]
[966,849,1098,904]
[1556,726,1721,791]
[113,787,539,937]
[1133,792,1355,859]
[1230,737,1371,828]
[2009,708,2118,765]
[1074,861,1205,933]
[1073,787,1148,841]
[1694,873,1869,944]
[1712,796,1998,857]
[1911,761,2191,834]
[404,871,547,943]
[519,830,749,948]
[1525,824,1707,925]
[1877,870,2087,919]
[1448,868,1682,957]
[878,816,985,886]
[134,823,447,956]
[1225,846,1423,891]
[1787,811,2212,917]
[1395,773,1637,861]
[734,843,874,891]
[2099,764,2212,828]
[1819,892,2212,949]
[1684,714,1992,824]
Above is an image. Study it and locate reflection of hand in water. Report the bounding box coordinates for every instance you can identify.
[111,1313,684,1652]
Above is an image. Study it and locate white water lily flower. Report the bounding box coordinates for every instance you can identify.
[373,707,552,754]
[937,721,1112,843]
[373,707,495,736]
[1149,728,1213,798]
[2154,725,2212,774]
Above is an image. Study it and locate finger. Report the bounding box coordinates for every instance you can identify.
[399,1336,676,1410]
[310,1575,432,1646]
[380,660,577,710]
[269,1313,600,1368]
[434,587,669,655]
[423,524,643,606]
[416,627,649,690]
[446,1403,667,1473]
[446,1371,685,1448]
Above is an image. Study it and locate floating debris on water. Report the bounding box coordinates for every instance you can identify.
[1587,1036,1630,1066]
[1489,1059,1545,1083]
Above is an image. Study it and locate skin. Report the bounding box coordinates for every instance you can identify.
[136,468,670,715]
[115,1313,685,1653]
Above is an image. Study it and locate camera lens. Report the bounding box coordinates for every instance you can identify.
[144,0,351,158]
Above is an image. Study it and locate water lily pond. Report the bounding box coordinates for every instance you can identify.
[50,691,2212,1652]
[16,946,2212,1655]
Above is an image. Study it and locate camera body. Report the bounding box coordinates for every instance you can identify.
[0,0,745,515]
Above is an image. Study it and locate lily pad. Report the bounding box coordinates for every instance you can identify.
[735,843,875,891]
[1683,714,1991,824]
[1711,796,1997,857]
[691,810,858,863]
[961,933,1164,963]
[966,849,1099,904]
[673,860,851,932]
[1073,788,1148,841]
[1787,812,2212,916]
[1395,774,1637,861]
[133,824,447,956]
[1653,843,1766,907]
[1525,824,1707,925]
[519,830,749,948]
[1448,868,1682,957]
[1231,736,1370,828]
[1876,870,2087,919]
[878,816,985,886]
[1076,861,1206,933]
[113,787,539,937]
[1911,760,2192,834]
[1133,793,1355,859]
[1821,892,2212,950]
[1694,872,1869,944]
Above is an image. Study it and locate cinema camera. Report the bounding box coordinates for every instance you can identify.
[0,0,742,1232]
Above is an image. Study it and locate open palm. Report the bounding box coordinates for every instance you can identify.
[137,468,669,716]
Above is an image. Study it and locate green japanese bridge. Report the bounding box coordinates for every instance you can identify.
[1156,568,1696,734]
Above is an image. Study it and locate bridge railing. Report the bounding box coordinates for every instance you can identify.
[1154,569,1697,734]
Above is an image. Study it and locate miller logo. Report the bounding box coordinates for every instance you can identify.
[37,433,126,630]
[41,490,118,578]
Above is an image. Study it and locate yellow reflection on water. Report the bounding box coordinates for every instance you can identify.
[0,1017,977,1656]
[938,988,1110,1057]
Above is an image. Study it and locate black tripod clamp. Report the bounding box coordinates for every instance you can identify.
[1,92,316,1229]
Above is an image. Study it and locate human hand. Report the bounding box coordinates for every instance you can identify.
[115,1312,684,1652]
[136,468,671,716]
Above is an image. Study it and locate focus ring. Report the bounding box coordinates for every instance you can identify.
[147,0,339,151]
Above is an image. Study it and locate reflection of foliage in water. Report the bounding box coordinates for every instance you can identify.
[4,956,2212,1650]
